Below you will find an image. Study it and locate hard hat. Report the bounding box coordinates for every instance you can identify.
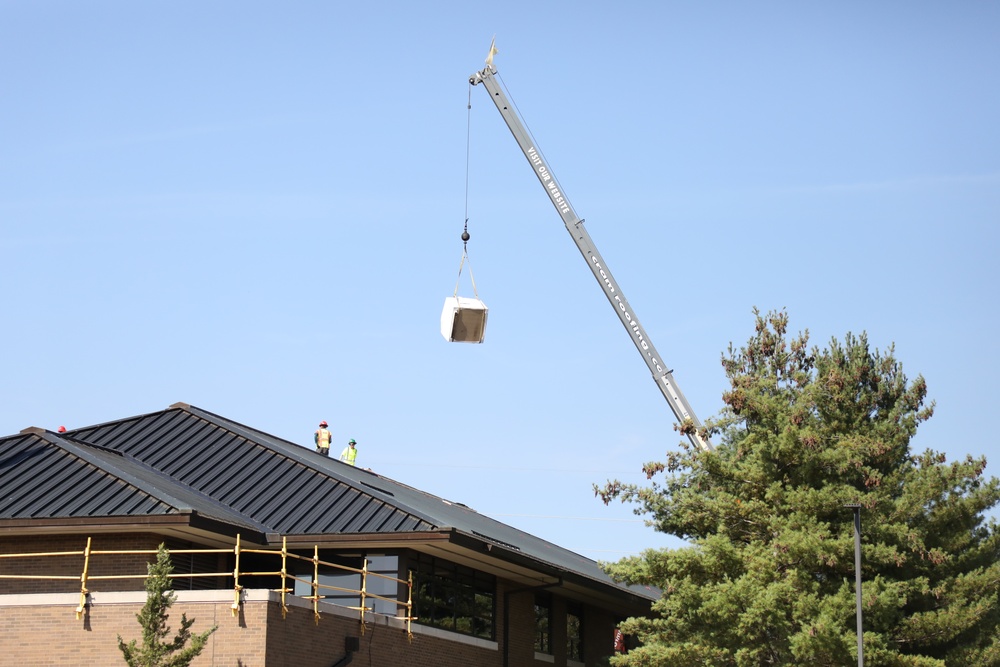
[349,439,356,445]
[319,421,328,427]
[57,426,67,433]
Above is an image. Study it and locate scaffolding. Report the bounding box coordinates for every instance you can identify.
[0,535,414,638]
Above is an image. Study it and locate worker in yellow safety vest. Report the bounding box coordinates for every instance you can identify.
[340,439,358,466]
[315,421,332,456]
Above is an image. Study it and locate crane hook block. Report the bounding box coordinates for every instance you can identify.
[441,296,488,343]
[461,230,470,242]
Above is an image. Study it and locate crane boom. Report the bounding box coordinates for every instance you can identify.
[470,64,713,452]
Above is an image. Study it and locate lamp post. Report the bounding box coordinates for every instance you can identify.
[846,503,864,667]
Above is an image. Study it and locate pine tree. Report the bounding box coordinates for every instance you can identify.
[117,544,217,667]
[598,309,1000,666]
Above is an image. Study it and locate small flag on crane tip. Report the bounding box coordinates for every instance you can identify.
[485,36,498,66]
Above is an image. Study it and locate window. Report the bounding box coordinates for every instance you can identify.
[614,617,636,655]
[535,592,552,653]
[566,601,584,662]
[293,554,400,615]
[366,555,402,614]
[411,553,496,640]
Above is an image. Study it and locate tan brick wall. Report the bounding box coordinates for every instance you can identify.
[0,534,163,595]
[0,534,632,666]
[0,597,235,666]
[0,589,622,667]
[0,593,508,667]
[263,597,505,667]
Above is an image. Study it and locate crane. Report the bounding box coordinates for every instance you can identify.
[470,61,714,452]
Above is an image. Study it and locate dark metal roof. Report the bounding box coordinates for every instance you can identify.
[67,405,437,536]
[2,403,655,603]
[0,429,267,534]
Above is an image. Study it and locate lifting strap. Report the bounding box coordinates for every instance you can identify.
[453,229,480,300]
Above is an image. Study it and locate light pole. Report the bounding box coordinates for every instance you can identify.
[846,503,864,667]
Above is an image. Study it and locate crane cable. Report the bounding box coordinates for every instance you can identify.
[453,82,480,300]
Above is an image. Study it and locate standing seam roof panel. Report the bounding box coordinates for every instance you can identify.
[338,500,396,534]
[4,451,79,517]
[0,436,177,519]
[304,491,374,534]
[90,416,152,453]
[0,435,46,484]
[307,487,373,534]
[223,448,289,513]
[195,446,252,498]
[161,422,249,492]
[266,475,345,533]
[83,478,153,516]
[200,440,271,499]
[363,504,405,533]
[248,466,334,522]
[0,437,48,511]
[144,417,211,472]
[50,463,123,516]
[248,465,318,527]
[160,423,235,483]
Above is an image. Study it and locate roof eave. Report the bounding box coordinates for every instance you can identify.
[279,528,655,613]
[0,512,269,548]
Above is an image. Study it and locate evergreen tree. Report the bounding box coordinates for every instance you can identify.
[117,544,217,667]
[598,309,1000,666]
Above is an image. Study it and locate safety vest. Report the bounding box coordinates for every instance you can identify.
[341,445,357,465]
[316,428,331,449]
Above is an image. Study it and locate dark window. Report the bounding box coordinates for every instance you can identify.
[292,554,399,615]
[411,553,495,640]
[614,617,637,654]
[567,601,584,661]
[366,555,402,615]
[535,592,552,653]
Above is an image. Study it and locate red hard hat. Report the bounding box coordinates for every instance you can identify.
[319,421,328,427]
[57,426,67,433]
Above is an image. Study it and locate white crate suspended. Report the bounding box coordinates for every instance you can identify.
[441,296,488,343]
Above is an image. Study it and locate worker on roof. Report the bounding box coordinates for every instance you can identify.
[314,421,332,456]
[340,438,358,466]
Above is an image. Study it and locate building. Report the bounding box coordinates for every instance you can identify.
[0,402,654,666]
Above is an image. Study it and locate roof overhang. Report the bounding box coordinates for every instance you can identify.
[0,512,268,549]
[0,519,653,614]
[278,528,655,614]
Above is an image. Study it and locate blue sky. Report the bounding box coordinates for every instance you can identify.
[3,2,998,562]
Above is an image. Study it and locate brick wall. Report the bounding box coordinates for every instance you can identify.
[0,590,507,667]
[0,534,162,595]
[0,589,619,667]
[0,593,236,666]
[0,534,634,666]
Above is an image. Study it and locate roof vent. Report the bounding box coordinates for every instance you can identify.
[472,531,521,552]
[360,481,394,497]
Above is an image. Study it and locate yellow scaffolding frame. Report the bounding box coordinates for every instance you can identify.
[0,534,413,637]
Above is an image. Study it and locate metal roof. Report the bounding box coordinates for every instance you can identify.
[66,404,438,536]
[0,429,267,534]
[1,403,656,604]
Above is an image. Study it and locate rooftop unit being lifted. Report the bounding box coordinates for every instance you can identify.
[441,295,488,343]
